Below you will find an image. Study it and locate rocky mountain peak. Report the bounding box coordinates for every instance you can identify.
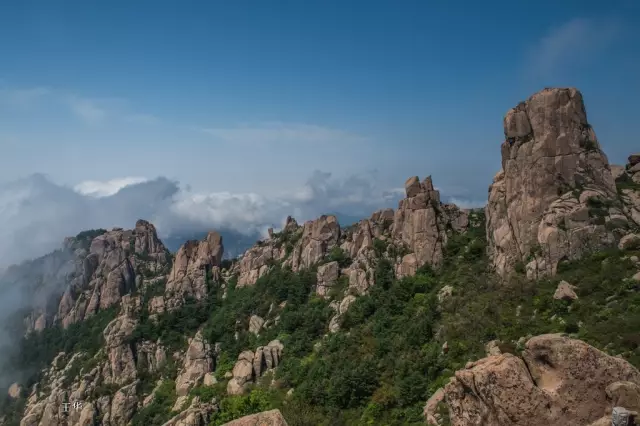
[486,87,633,278]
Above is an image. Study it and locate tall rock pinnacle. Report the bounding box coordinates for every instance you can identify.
[486,88,628,278]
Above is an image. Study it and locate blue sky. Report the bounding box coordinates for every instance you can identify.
[0,0,639,260]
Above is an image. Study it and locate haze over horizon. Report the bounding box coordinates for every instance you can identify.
[1,0,639,266]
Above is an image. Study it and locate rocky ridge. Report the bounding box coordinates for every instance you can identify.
[3,87,640,426]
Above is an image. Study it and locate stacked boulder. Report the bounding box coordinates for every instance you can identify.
[227,341,284,396]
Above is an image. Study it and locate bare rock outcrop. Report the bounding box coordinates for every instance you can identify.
[613,154,640,226]
[442,334,640,426]
[220,409,288,426]
[165,232,223,309]
[328,295,356,333]
[316,261,340,297]
[287,215,340,271]
[175,330,215,396]
[51,221,170,329]
[102,314,138,386]
[392,176,469,272]
[486,88,625,278]
[232,218,302,287]
[162,397,217,426]
[553,280,578,301]
[227,340,284,396]
[235,244,285,287]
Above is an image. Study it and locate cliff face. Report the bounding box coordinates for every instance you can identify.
[15,220,171,334]
[486,88,635,278]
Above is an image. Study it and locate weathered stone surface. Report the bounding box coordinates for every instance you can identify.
[486,88,622,278]
[40,221,169,330]
[220,409,288,426]
[443,334,640,426]
[316,261,339,297]
[227,341,284,396]
[110,380,139,426]
[423,388,445,426]
[393,175,468,273]
[553,280,578,301]
[162,397,218,426]
[102,314,138,385]
[328,295,356,333]
[165,232,223,309]
[289,215,340,271]
[175,330,215,396]
[619,234,640,250]
[395,253,418,278]
[249,315,265,335]
[235,241,287,288]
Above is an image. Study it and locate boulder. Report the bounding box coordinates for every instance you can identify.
[328,295,357,333]
[316,261,340,297]
[424,388,445,426]
[227,341,284,396]
[249,315,265,335]
[162,397,218,426]
[619,234,640,251]
[175,330,215,396]
[486,88,620,278]
[442,334,640,426]
[220,409,288,426]
[553,280,578,301]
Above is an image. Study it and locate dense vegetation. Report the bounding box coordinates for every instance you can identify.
[4,210,640,425]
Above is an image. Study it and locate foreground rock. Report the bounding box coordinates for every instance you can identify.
[220,409,288,426]
[442,334,640,426]
[486,88,626,278]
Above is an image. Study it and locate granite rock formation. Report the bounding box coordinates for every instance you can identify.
[486,88,628,278]
[442,334,640,426]
[164,231,223,309]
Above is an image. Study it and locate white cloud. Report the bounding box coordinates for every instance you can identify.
[74,177,150,197]
[201,122,367,145]
[65,95,108,124]
[525,17,621,78]
[0,171,407,269]
[0,87,51,108]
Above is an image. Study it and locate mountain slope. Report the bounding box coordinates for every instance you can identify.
[1,87,640,426]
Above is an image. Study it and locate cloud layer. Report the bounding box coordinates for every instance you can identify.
[0,171,409,269]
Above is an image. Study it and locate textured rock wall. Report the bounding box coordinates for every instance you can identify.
[486,88,626,277]
[442,334,640,426]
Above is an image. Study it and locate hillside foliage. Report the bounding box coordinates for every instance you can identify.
[3,210,640,425]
